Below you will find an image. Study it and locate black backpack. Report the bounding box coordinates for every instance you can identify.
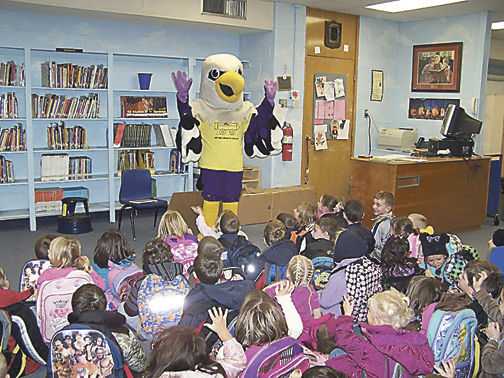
[219,236,264,281]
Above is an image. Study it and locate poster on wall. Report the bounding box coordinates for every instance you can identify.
[313,73,348,140]
[408,98,460,120]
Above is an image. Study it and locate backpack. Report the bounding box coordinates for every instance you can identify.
[18,259,52,303]
[106,264,143,310]
[164,235,198,276]
[427,308,479,377]
[36,270,94,343]
[311,256,334,291]
[47,324,126,378]
[219,236,264,281]
[242,337,310,377]
[137,273,190,337]
[265,263,288,287]
[344,255,382,323]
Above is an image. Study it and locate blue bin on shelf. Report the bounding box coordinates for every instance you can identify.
[486,154,502,225]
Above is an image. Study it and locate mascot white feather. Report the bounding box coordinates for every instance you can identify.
[172,54,282,227]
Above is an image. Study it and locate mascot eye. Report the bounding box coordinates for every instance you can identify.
[238,68,243,76]
[208,69,221,81]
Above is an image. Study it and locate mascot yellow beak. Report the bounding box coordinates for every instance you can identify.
[215,71,244,103]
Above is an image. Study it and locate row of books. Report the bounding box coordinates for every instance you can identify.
[40,154,92,181]
[31,93,100,119]
[0,123,26,151]
[113,123,152,148]
[117,149,154,174]
[0,92,19,119]
[41,62,108,89]
[0,155,15,183]
[34,186,89,212]
[47,122,88,150]
[0,61,25,87]
[120,96,168,118]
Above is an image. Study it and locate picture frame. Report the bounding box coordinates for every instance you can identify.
[411,42,462,92]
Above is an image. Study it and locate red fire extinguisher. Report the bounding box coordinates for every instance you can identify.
[282,122,293,161]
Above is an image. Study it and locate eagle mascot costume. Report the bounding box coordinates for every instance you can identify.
[172,53,282,227]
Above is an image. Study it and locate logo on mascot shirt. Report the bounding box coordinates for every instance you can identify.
[212,120,242,139]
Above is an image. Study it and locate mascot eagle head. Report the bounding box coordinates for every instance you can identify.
[200,54,245,110]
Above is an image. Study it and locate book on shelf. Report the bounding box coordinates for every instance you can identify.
[41,61,108,89]
[113,123,152,148]
[31,93,100,119]
[0,92,18,119]
[0,123,25,151]
[47,121,88,150]
[169,149,185,174]
[117,149,155,176]
[152,124,175,147]
[0,155,15,183]
[40,153,92,181]
[0,61,25,87]
[69,156,92,180]
[120,96,167,118]
[35,187,63,212]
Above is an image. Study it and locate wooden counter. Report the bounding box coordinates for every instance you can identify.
[350,156,491,233]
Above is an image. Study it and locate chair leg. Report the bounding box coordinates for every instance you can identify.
[118,207,125,230]
[153,208,159,229]
[130,209,137,241]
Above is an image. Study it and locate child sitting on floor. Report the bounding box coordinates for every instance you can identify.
[291,201,318,253]
[303,217,341,259]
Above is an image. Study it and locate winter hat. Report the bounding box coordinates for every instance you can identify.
[492,229,504,247]
[420,233,449,257]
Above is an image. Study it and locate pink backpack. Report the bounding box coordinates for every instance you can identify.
[164,235,198,276]
[241,337,310,377]
[105,264,143,310]
[36,270,93,343]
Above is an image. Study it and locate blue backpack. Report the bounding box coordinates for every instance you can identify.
[311,255,334,291]
[47,324,125,378]
[265,264,288,286]
[427,308,479,377]
[219,236,264,281]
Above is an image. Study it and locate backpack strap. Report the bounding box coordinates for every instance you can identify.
[243,337,301,377]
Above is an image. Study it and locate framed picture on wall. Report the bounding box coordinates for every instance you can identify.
[411,42,462,92]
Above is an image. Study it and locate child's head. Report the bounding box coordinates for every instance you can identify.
[197,236,224,256]
[157,210,189,239]
[408,213,428,231]
[490,228,504,249]
[420,233,450,270]
[390,217,414,238]
[0,267,8,289]
[459,260,501,294]
[381,236,411,273]
[293,201,317,228]
[312,217,341,242]
[276,212,298,230]
[263,220,287,247]
[286,255,314,287]
[318,194,339,214]
[343,200,364,223]
[142,238,173,266]
[144,325,225,377]
[367,288,413,329]
[406,276,445,319]
[219,210,240,234]
[302,366,347,378]
[372,191,394,217]
[48,236,81,268]
[235,290,288,347]
[34,234,57,259]
[193,252,223,284]
[93,229,133,269]
[71,284,107,313]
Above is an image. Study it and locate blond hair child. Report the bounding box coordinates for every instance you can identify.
[291,201,318,253]
[37,236,105,290]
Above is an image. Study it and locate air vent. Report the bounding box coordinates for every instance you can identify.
[202,0,247,19]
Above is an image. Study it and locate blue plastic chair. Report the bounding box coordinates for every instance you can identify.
[489,246,504,284]
[118,169,167,240]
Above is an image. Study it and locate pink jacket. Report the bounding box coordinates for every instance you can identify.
[37,267,106,291]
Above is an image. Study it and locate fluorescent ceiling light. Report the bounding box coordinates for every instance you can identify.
[492,21,504,30]
[366,0,466,13]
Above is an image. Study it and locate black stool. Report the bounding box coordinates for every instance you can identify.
[57,197,92,234]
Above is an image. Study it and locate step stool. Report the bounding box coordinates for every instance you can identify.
[57,197,92,234]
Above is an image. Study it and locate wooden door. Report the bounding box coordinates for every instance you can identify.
[302,9,359,201]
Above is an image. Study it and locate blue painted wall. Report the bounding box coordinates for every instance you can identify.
[355,12,492,156]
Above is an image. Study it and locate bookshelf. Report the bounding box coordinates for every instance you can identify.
[0,47,196,230]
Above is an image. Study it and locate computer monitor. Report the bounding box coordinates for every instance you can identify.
[440,104,482,140]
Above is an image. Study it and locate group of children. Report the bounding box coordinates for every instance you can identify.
[1,190,504,377]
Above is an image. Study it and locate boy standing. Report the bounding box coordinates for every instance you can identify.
[371,191,394,260]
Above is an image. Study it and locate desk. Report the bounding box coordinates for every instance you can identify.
[350,156,491,233]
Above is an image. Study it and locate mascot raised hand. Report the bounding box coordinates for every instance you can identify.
[172,53,282,227]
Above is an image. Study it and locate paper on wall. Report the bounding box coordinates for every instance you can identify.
[315,76,326,97]
[334,78,345,98]
[333,100,346,120]
[329,119,350,140]
[314,124,328,150]
[315,100,325,120]
[324,81,335,101]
